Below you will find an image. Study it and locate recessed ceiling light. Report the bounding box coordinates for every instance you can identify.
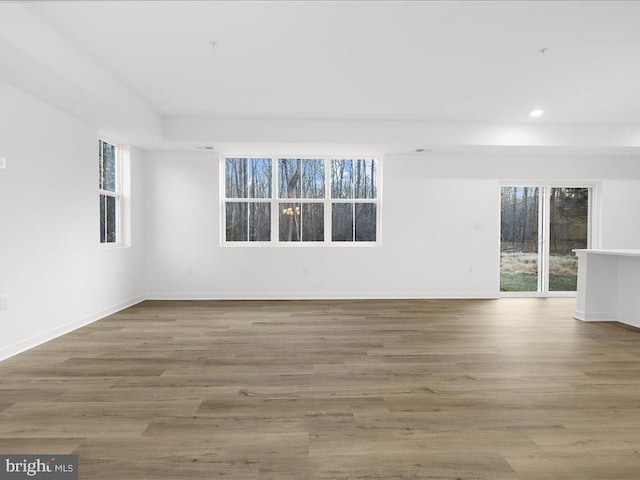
[196,146,215,150]
[529,109,544,118]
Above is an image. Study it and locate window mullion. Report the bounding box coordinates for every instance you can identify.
[325,157,331,244]
[116,195,120,244]
[541,186,551,293]
[246,199,251,242]
[351,202,356,241]
[272,157,278,243]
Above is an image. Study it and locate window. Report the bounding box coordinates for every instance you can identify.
[331,159,377,242]
[224,158,272,241]
[500,185,592,293]
[222,156,380,245]
[98,139,121,243]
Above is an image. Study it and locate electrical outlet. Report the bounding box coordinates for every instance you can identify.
[474,221,484,230]
[187,267,193,275]
[467,266,474,274]
[0,157,6,170]
[0,296,8,311]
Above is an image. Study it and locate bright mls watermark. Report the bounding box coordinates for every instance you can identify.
[0,455,77,480]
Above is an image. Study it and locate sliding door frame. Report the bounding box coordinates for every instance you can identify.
[499,181,600,298]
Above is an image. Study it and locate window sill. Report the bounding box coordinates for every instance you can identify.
[99,242,130,249]
[220,241,381,248]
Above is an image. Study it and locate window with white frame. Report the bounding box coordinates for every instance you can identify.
[223,156,379,244]
[98,139,121,243]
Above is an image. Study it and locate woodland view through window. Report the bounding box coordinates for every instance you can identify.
[98,139,120,243]
[223,157,378,244]
[500,186,591,292]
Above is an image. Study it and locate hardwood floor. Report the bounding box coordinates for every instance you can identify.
[1,298,640,479]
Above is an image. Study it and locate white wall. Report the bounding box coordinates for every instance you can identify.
[3,67,640,359]
[143,151,640,299]
[0,79,145,359]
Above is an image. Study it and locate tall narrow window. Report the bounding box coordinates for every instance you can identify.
[278,158,325,242]
[99,140,120,243]
[500,185,591,293]
[224,158,272,242]
[331,159,377,242]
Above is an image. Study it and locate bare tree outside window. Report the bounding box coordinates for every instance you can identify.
[331,203,353,241]
[549,188,589,291]
[500,186,589,292]
[279,202,301,242]
[225,202,248,241]
[302,203,324,241]
[223,156,378,244]
[355,203,376,241]
[500,187,539,291]
[99,139,119,243]
[331,159,377,242]
[225,158,272,242]
[331,159,352,199]
[278,159,301,199]
[302,160,325,199]
[278,159,326,242]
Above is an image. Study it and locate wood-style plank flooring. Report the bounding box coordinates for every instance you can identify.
[1,299,640,479]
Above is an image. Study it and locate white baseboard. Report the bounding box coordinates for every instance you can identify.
[574,310,616,322]
[145,292,500,300]
[501,292,577,298]
[0,295,145,362]
[575,310,640,328]
[617,312,640,329]
[9,291,587,362]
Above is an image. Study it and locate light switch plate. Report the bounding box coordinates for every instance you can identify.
[0,157,6,170]
[0,296,8,311]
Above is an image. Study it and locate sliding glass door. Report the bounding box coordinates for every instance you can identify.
[548,188,590,291]
[500,187,540,292]
[500,186,591,293]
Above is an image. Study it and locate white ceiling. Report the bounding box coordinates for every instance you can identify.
[24,0,640,124]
